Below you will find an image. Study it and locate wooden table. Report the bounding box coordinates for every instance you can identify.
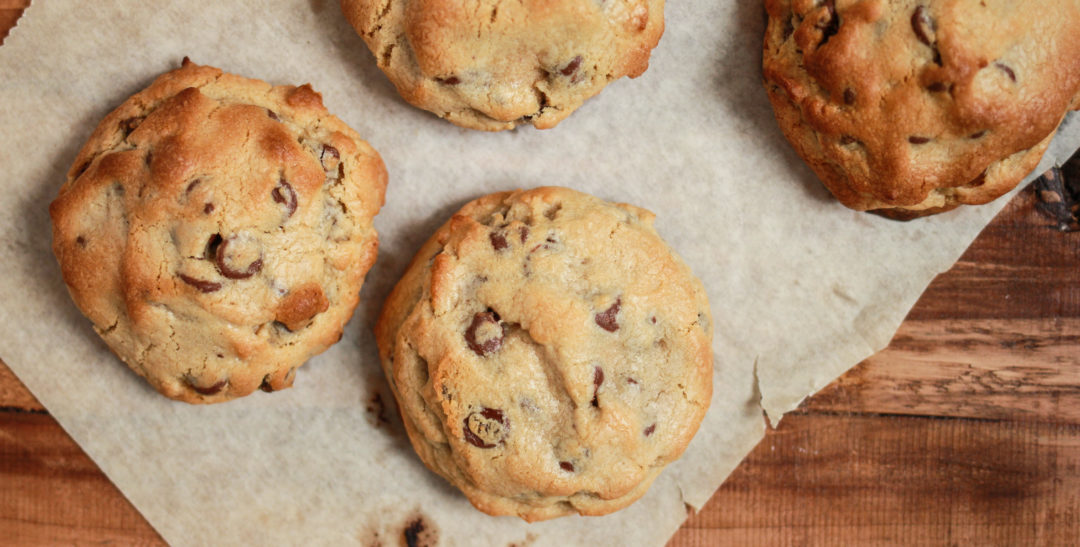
[2,3,1078,544]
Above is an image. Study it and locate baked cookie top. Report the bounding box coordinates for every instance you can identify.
[341,0,665,131]
[763,0,1080,217]
[375,187,713,520]
[49,60,387,403]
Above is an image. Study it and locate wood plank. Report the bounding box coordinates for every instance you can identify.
[0,413,164,545]
[0,359,43,411]
[803,319,1080,424]
[670,413,1080,546]
[907,188,1080,321]
[0,1,27,45]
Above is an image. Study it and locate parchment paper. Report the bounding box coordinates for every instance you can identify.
[0,1,1076,545]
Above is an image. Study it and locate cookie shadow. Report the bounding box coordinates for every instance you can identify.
[714,1,835,206]
[312,0,435,131]
[15,84,164,398]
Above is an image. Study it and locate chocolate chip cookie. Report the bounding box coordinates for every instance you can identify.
[49,60,388,403]
[340,0,665,131]
[375,187,713,520]
[763,0,1080,218]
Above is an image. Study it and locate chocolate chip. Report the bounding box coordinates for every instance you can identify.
[843,88,855,105]
[120,116,144,136]
[627,378,639,385]
[203,203,214,215]
[465,311,504,356]
[815,0,839,46]
[188,378,227,395]
[595,298,621,332]
[911,6,935,46]
[272,178,298,217]
[260,375,274,392]
[76,236,87,248]
[435,76,460,85]
[560,56,583,77]
[969,130,987,139]
[519,226,529,243]
[927,81,948,92]
[544,204,562,221]
[463,407,508,448]
[204,233,223,260]
[591,366,604,408]
[214,234,263,279]
[267,109,280,121]
[185,179,202,194]
[178,274,221,293]
[320,144,340,173]
[995,62,1016,82]
[644,424,656,436]
[908,136,931,144]
[559,461,575,472]
[489,232,508,251]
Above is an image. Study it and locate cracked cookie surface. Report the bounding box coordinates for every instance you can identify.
[763,0,1080,218]
[50,60,387,403]
[341,0,665,131]
[375,187,712,520]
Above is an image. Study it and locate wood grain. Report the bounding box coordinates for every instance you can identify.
[669,186,1080,546]
[1,4,1078,545]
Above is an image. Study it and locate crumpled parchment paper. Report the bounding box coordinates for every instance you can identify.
[0,1,1076,545]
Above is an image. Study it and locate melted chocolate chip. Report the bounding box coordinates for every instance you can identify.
[627,378,639,385]
[179,274,221,293]
[205,234,223,260]
[260,375,274,392]
[435,76,461,85]
[267,109,280,121]
[185,179,202,195]
[591,366,604,408]
[843,88,855,105]
[75,236,87,248]
[465,311,504,356]
[644,424,656,437]
[595,298,621,332]
[188,378,227,395]
[214,235,263,279]
[927,81,948,92]
[816,0,839,46]
[272,178,298,217]
[463,407,508,448]
[320,144,340,173]
[519,226,529,243]
[120,116,144,136]
[559,461,575,472]
[490,232,508,251]
[995,62,1016,82]
[969,130,987,139]
[560,56,583,77]
[908,136,931,144]
[203,203,214,215]
[911,6,935,46]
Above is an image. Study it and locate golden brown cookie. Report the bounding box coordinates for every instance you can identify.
[49,60,387,403]
[341,0,665,131]
[375,187,712,520]
[763,0,1080,217]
